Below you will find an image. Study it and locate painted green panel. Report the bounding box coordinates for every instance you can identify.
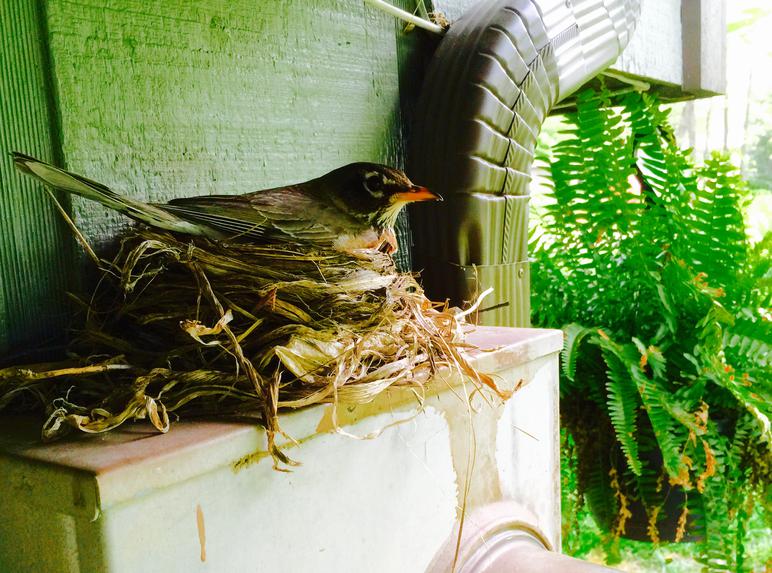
[0,0,74,359]
[1,0,440,352]
[44,0,407,245]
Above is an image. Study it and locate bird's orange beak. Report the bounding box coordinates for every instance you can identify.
[393,185,443,203]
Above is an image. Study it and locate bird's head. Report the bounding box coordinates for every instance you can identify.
[323,163,442,229]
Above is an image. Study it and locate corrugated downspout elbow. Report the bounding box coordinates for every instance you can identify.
[410,0,641,327]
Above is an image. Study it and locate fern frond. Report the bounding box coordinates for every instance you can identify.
[562,323,595,380]
[600,345,642,475]
[726,316,771,369]
[532,88,770,570]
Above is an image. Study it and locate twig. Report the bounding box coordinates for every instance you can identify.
[45,189,102,268]
[363,0,445,34]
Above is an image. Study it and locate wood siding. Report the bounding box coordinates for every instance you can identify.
[0,0,427,356]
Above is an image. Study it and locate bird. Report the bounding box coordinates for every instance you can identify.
[10,152,442,254]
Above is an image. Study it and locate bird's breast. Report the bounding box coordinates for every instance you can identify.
[333,228,382,252]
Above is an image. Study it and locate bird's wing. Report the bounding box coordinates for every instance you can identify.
[11,152,204,235]
[161,186,346,244]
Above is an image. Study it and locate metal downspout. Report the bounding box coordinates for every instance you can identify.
[410,0,641,327]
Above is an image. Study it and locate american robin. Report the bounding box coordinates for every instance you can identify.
[11,152,442,253]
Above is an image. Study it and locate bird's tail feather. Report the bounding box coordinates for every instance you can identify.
[10,152,204,235]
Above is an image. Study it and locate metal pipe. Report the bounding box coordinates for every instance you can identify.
[410,0,643,327]
[466,533,618,572]
[602,69,651,92]
[363,0,446,35]
[426,502,618,573]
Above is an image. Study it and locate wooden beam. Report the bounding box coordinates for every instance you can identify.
[682,0,726,96]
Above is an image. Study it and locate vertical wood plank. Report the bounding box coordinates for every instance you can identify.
[682,0,726,96]
[0,0,74,359]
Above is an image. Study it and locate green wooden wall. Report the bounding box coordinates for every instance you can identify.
[0,0,75,360]
[0,0,434,359]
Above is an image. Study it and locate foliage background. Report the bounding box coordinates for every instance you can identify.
[531,3,772,569]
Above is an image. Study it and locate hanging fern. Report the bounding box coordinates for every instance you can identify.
[532,88,771,571]
[598,342,642,475]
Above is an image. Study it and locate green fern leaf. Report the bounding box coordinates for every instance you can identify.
[562,323,595,380]
[600,345,642,475]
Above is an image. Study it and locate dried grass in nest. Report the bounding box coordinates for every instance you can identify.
[0,229,502,464]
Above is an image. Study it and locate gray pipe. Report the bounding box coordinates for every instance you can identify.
[410,0,641,326]
[470,533,619,572]
[425,502,618,572]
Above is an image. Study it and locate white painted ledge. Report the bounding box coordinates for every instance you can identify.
[0,326,562,573]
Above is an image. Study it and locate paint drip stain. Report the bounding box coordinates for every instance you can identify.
[196,503,206,562]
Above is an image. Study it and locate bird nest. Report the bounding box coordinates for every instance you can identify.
[0,229,501,464]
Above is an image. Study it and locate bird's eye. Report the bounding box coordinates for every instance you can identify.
[363,173,384,197]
